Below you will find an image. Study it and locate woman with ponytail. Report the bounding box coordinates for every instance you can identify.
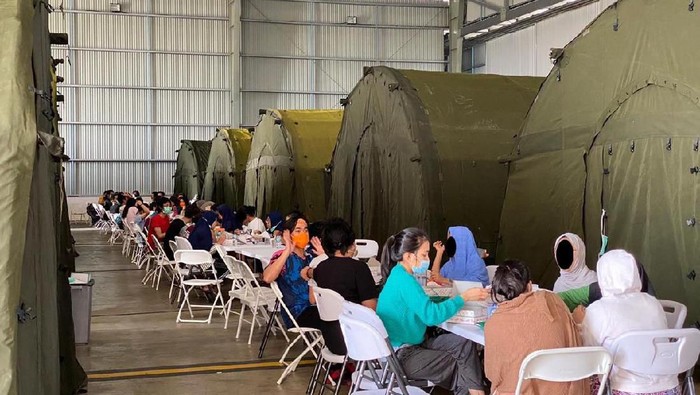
[377,228,488,395]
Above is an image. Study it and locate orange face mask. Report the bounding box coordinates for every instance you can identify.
[292,232,309,249]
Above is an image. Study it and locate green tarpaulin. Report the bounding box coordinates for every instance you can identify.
[498,0,700,327]
[245,109,342,221]
[2,1,85,394]
[328,67,542,248]
[173,140,212,199]
[202,128,252,208]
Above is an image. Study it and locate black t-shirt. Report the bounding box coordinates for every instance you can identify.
[163,218,186,260]
[314,256,377,304]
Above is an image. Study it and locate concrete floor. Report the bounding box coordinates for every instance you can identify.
[73,227,314,394]
[73,226,699,395]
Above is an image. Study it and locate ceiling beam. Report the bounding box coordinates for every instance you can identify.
[469,0,501,12]
[462,0,597,44]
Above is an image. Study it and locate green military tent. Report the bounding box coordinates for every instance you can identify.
[173,139,212,199]
[202,128,252,208]
[327,67,542,249]
[2,1,85,394]
[498,0,700,327]
[245,109,343,221]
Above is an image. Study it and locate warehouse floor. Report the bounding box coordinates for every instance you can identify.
[73,227,699,395]
[73,227,313,394]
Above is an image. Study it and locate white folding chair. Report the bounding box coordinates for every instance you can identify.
[514,347,612,395]
[148,235,177,290]
[168,240,186,302]
[307,286,347,395]
[338,313,428,395]
[341,302,433,393]
[174,250,225,324]
[175,235,193,250]
[355,240,379,260]
[658,300,687,329]
[609,328,700,395]
[228,258,287,339]
[270,281,324,385]
[214,245,247,291]
[486,265,499,283]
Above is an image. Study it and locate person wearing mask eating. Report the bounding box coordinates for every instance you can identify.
[262,214,325,331]
[147,198,172,249]
[377,227,488,395]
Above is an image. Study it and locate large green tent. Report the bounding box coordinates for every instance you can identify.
[498,0,700,327]
[173,139,211,199]
[245,109,343,221]
[202,128,252,208]
[327,67,542,249]
[2,1,85,394]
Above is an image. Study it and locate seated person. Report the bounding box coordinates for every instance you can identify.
[553,232,597,292]
[304,218,377,355]
[558,259,655,311]
[163,204,200,260]
[262,214,322,330]
[578,250,679,395]
[265,211,284,237]
[214,204,241,233]
[377,228,488,395]
[188,211,226,251]
[147,198,172,250]
[430,226,489,286]
[484,260,586,395]
[241,205,267,235]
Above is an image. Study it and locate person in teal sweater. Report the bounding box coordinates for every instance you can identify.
[377,227,489,395]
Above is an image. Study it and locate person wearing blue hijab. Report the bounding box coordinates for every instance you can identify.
[215,204,240,233]
[430,226,489,286]
[188,211,220,251]
[265,211,284,236]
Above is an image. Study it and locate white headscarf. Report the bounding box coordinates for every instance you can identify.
[581,250,674,393]
[552,233,598,292]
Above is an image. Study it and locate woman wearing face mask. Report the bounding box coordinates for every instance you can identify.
[262,214,326,331]
[377,228,489,395]
[147,197,172,249]
[430,226,490,287]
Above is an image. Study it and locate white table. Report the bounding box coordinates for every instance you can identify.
[439,321,485,346]
[222,243,284,268]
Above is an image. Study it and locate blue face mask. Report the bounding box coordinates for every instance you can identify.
[413,259,430,275]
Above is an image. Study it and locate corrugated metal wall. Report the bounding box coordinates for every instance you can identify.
[474,0,617,76]
[49,0,230,196]
[49,0,447,195]
[240,0,449,126]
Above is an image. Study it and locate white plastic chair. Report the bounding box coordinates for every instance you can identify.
[174,250,225,324]
[341,302,432,392]
[609,328,700,395]
[270,281,323,385]
[168,240,186,302]
[355,239,379,259]
[227,257,286,340]
[514,347,613,395]
[486,265,499,283]
[307,286,347,395]
[148,235,176,290]
[658,300,687,329]
[175,235,193,251]
[338,313,428,395]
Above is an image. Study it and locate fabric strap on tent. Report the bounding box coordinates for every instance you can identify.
[246,155,295,170]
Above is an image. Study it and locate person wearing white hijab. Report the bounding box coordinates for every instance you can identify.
[579,250,679,395]
[552,233,598,292]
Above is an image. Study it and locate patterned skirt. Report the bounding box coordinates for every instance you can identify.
[590,376,681,395]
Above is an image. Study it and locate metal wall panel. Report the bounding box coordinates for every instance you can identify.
[152,126,216,160]
[241,0,448,126]
[480,2,615,77]
[50,0,230,196]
